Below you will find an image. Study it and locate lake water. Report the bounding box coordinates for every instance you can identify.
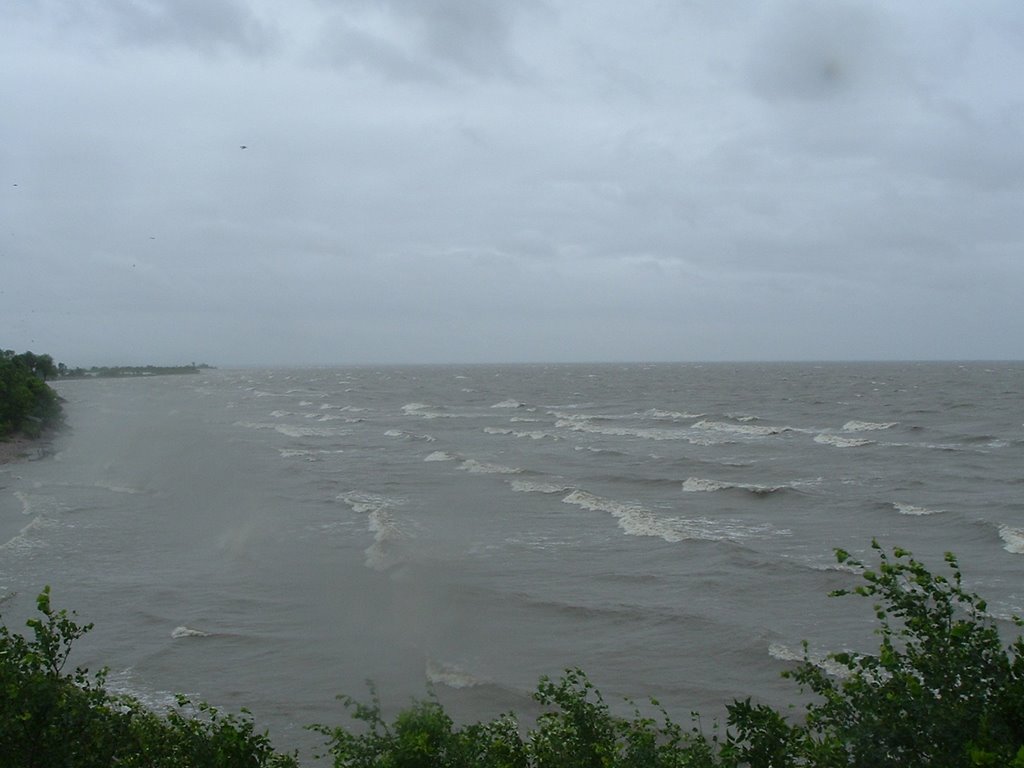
[1,362,1022,755]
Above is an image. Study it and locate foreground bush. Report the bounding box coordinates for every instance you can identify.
[0,350,63,438]
[0,588,298,767]
[2,544,1023,766]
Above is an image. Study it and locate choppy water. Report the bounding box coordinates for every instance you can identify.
[1,362,1022,754]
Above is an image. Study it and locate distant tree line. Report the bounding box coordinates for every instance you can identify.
[0,350,63,438]
[58,362,213,379]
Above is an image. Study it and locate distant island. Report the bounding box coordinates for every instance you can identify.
[58,362,215,379]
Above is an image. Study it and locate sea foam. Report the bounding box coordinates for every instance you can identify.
[999,526,1024,554]
[892,502,941,516]
[171,626,211,639]
[458,459,521,475]
[843,420,899,432]
[426,659,486,689]
[681,477,787,496]
[814,434,873,448]
[424,451,456,462]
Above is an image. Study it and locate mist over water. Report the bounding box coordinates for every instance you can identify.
[1,362,1022,754]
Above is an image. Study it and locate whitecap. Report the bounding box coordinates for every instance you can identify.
[337,492,407,570]
[458,459,521,475]
[171,626,211,639]
[491,399,524,409]
[643,408,704,420]
[426,659,485,689]
[892,502,941,516]
[338,491,402,515]
[555,418,692,442]
[768,643,850,678]
[561,490,783,543]
[692,420,793,437]
[484,427,557,440]
[508,479,570,494]
[273,425,341,438]
[364,508,405,571]
[682,477,787,495]
[999,526,1024,554]
[814,434,873,448]
[424,451,456,462]
[843,420,898,432]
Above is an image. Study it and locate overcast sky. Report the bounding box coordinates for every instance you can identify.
[3,1,1023,366]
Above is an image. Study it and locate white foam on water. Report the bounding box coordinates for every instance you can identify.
[402,402,450,419]
[95,483,143,495]
[508,479,570,494]
[426,659,486,689]
[692,420,795,437]
[681,477,787,495]
[365,508,405,571]
[338,491,401,515]
[768,643,850,678]
[105,668,188,713]
[643,408,704,420]
[484,427,557,440]
[561,490,783,543]
[999,526,1024,554]
[14,490,32,515]
[510,417,543,423]
[337,492,407,570]
[402,402,432,414]
[843,420,899,432]
[491,399,524,408]
[814,433,874,448]
[458,459,521,475]
[384,430,404,437]
[274,425,342,438]
[892,502,941,516]
[171,626,211,639]
[555,418,693,442]
[0,516,54,553]
[424,451,456,462]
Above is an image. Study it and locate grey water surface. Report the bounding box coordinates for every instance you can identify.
[2,362,1022,753]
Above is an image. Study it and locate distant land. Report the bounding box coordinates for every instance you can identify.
[58,363,215,379]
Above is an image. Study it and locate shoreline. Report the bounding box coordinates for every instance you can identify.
[0,434,57,466]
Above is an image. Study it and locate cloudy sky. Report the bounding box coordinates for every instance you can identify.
[3,1,1023,366]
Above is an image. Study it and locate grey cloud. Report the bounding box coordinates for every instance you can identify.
[23,0,277,55]
[314,0,538,81]
[745,1,907,102]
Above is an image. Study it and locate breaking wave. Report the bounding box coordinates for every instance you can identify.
[458,460,521,475]
[999,526,1024,554]
[561,490,785,543]
[171,626,211,639]
[681,477,789,496]
[892,502,942,516]
[814,434,873,448]
[843,420,898,432]
[426,659,487,689]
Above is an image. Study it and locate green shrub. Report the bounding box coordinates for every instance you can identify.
[0,351,63,438]
[0,587,298,767]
